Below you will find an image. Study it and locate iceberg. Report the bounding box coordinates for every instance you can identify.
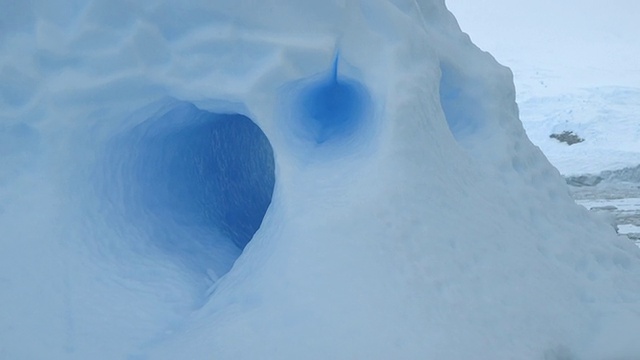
[1,0,640,359]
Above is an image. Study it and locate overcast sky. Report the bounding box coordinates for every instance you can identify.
[444,0,640,93]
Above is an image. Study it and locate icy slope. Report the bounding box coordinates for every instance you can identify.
[2,1,640,359]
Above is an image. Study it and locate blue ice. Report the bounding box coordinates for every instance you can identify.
[103,102,275,275]
[293,57,371,144]
[439,62,485,141]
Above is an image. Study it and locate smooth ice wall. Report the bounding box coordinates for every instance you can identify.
[2,0,640,359]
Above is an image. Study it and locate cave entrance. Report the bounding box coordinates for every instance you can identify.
[114,101,275,279]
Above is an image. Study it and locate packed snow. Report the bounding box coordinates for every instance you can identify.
[2,1,640,359]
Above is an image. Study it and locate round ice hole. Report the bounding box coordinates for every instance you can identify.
[291,57,371,144]
[106,101,275,277]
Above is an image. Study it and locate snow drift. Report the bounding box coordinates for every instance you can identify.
[1,0,640,359]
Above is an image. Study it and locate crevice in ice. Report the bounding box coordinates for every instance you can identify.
[103,101,275,279]
[291,56,372,144]
[439,61,485,142]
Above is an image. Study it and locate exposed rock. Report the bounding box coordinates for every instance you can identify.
[566,174,603,187]
[602,164,640,183]
[550,130,584,145]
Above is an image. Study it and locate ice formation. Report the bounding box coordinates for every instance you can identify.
[2,0,640,359]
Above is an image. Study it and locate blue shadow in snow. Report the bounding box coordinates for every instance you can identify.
[439,62,485,141]
[107,101,274,275]
[294,56,371,144]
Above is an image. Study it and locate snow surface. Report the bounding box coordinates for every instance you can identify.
[2,1,640,359]
[520,88,640,175]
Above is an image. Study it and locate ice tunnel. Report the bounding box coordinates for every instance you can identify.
[101,102,275,276]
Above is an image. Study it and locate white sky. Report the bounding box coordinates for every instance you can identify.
[445,0,640,96]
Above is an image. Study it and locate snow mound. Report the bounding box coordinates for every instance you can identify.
[1,1,640,359]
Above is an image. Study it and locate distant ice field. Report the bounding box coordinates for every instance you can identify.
[520,86,640,176]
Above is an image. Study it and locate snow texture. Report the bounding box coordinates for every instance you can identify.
[1,1,640,359]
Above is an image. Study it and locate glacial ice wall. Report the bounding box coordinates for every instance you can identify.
[2,0,640,359]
